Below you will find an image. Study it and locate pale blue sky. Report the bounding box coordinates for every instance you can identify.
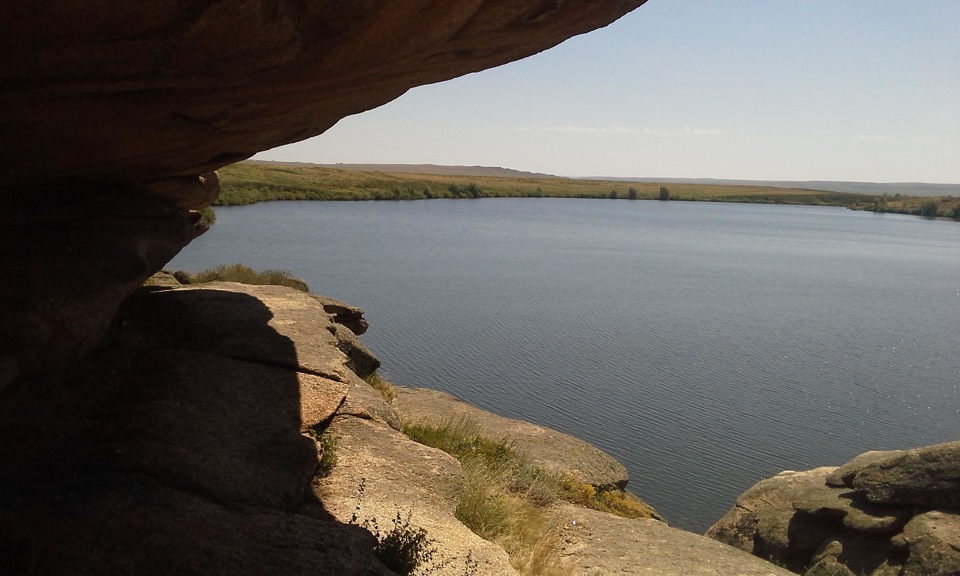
[255,0,960,183]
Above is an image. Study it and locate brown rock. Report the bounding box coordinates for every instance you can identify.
[899,510,960,576]
[1,1,648,383]
[337,372,402,431]
[548,502,796,575]
[312,294,371,335]
[316,414,518,576]
[117,282,358,381]
[826,449,903,488]
[0,283,389,575]
[0,1,648,193]
[328,322,382,378]
[710,444,960,576]
[808,533,898,576]
[791,484,911,534]
[846,441,960,509]
[0,192,203,384]
[706,468,842,572]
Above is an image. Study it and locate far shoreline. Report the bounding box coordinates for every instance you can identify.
[212,161,960,222]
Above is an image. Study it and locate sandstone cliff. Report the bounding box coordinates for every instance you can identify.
[0,280,795,575]
[0,0,648,389]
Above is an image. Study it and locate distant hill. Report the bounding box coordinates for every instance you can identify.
[249,160,560,179]
[582,177,959,198]
[247,160,958,197]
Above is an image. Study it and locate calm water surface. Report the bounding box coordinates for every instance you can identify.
[170,199,960,531]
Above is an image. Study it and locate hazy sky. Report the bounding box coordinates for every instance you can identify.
[255,0,960,183]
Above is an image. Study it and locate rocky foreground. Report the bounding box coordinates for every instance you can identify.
[1,280,795,575]
[4,279,955,576]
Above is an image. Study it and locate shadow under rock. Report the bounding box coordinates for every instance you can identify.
[0,286,390,575]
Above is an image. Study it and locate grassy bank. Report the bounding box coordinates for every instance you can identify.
[401,415,660,576]
[213,162,960,219]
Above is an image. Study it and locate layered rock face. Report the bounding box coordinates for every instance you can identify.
[1,280,798,575]
[0,0,647,385]
[1,1,646,190]
[706,442,960,576]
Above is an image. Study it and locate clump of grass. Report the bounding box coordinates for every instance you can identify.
[181,263,310,292]
[402,417,664,574]
[365,372,395,403]
[455,458,569,576]
[558,474,661,521]
[403,418,519,468]
[402,417,570,576]
[198,206,216,226]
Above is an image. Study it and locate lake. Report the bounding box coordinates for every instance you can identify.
[169,198,960,532]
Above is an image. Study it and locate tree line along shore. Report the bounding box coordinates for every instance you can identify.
[213,161,960,220]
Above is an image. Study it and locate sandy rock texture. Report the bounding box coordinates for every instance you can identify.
[707,442,960,576]
[549,502,794,576]
[0,282,391,575]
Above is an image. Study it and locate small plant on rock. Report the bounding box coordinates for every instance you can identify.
[365,372,395,403]
[349,479,439,576]
[306,428,338,478]
[370,512,435,575]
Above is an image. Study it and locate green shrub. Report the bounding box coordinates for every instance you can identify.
[199,206,216,225]
[917,200,939,217]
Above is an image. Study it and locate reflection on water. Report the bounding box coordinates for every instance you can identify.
[171,199,960,531]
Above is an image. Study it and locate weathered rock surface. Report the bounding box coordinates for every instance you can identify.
[315,415,519,576]
[0,0,647,384]
[2,280,816,575]
[394,386,630,490]
[828,441,960,510]
[707,441,960,576]
[0,282,391,575]
[0,1,647,192]
[0,192,205,387]
[549,502,795,576]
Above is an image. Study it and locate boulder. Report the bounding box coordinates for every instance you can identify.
[705,468,843,572]
[312,294,371,335]
[708,443,960,576]
[117,282,355,379]
[898,510,960,576]
[835,441,960,510]
[0,192,204,387]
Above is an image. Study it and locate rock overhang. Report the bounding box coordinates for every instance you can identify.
[0,1,649,198]
[0,0,648,382]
